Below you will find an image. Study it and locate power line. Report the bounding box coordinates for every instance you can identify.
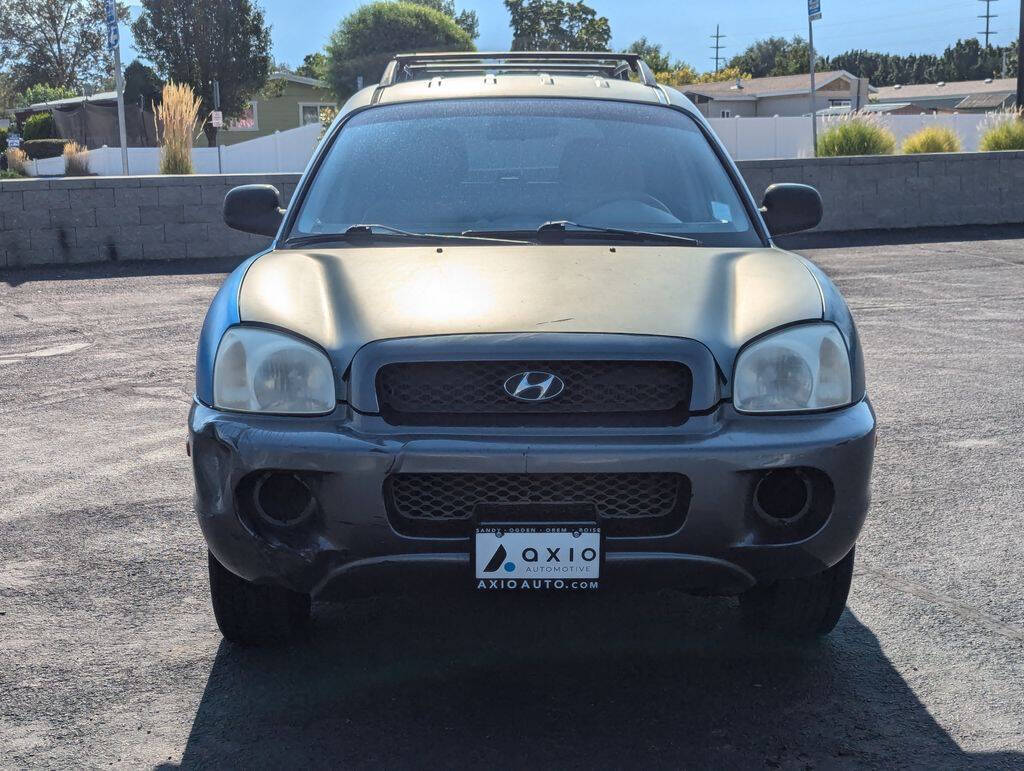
[710,24,726,72]
[979,0,999,46]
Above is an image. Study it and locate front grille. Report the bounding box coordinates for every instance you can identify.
[385,472,690,537]
[376,360,692,427]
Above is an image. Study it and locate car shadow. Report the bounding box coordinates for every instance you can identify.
[164,591,1020,768]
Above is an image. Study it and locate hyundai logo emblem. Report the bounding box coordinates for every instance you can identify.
[503,371,565,402]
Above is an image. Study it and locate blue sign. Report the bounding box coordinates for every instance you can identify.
[104,0,119,51]
[7,133,21,149]
[808,0,822,21]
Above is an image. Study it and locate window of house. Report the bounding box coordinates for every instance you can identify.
[720,109,732,118]
[227,102,258,131]
[299,102,338,126]
[829,99,852,108]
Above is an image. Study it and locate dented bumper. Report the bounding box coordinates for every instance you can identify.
[189,398,876,598]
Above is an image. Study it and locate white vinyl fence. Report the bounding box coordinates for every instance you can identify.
[26,122,322,177]
[708,113,995,160]
[23,112,1002,176]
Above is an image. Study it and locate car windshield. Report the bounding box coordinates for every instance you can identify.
[291,98,763,247]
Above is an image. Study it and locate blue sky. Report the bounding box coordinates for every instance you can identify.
[124,1,1023,73]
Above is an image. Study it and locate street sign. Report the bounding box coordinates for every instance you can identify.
[7,133,20,149]
[211,111,224,128]
[103,0,128,175]
[808,0,822,21]
[104,0,119,51]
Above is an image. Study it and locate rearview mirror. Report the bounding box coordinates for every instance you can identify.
[760,183,822,236]
[223,184,285,237]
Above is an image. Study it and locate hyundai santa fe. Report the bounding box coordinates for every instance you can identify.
[190,51,875,645]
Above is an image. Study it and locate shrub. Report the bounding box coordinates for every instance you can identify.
[155,82,201,174]
[6,147,29,175]
[21,139,70,159]
[0,127,7,154]
[979,109,1024,151]
[23,112,59,140]
[0,169,26,179]
[63,141,90,176]
[326,2,475,100]
[901,125,962,154]
[816,113,896,157]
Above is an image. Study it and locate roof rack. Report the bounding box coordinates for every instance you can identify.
[379,51,657,88]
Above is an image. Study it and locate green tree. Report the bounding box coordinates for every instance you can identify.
[407,0,479,39]
[657,65,748,88]
[728,36,822,78]
[14,83,76,108]
[625,37,678,73]
[123,59,163,110]
[131,0,272,146]
[297,52,328,80]
[822,38,1017,87]
[325,2,475,101]
[0,0,129,91]
[504,0,611,52]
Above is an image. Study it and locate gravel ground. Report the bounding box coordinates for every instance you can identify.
[1,228,1022,768]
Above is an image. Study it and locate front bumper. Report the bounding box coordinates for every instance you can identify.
[189,399,876,598]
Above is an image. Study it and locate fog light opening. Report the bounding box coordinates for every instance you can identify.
[753,469,812,526]
[253,471,317,527]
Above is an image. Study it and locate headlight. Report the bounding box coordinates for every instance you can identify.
[734,323,852,413]
[213,327,335,414]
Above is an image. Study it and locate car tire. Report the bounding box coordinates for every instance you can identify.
[739,546,855,638]
[207,551,310,645]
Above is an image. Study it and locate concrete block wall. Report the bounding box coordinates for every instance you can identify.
[738,151,1024,232]
[2,151,1024,268]
[0,173,298,268]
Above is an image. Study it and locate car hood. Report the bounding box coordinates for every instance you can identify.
[238,245,822,375]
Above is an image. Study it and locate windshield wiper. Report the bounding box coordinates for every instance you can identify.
[463,221,702,246]
[537,221,703,246]
[283,224,531,248]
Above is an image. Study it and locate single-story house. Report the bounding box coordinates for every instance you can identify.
[873,77,1018,113]
[219,72,336,146]
[15,91,157,148]
[682,70,874,118]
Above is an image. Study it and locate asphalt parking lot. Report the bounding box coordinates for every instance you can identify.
[1,227,1023,768]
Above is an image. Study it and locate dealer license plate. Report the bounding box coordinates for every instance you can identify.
[474,525,601,590]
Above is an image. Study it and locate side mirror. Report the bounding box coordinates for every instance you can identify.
[223,184,285,237]
[760,183,822,236]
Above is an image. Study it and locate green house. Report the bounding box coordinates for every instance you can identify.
[218,72,337,146]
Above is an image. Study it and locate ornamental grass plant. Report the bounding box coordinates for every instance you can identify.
[816,113,896,157]
[979,108,1024,151]
[155,82,201,174]
[63,141,90,176]
[901,125,962,154]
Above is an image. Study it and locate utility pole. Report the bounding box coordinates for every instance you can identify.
[104,0,128,175]
[808,1,821,156]
[979,0,999,47]
[1017,0,1023,112]
[710,25,726,73]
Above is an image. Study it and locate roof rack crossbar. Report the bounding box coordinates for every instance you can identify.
[379,51,658,88]
[403,62,626,74]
